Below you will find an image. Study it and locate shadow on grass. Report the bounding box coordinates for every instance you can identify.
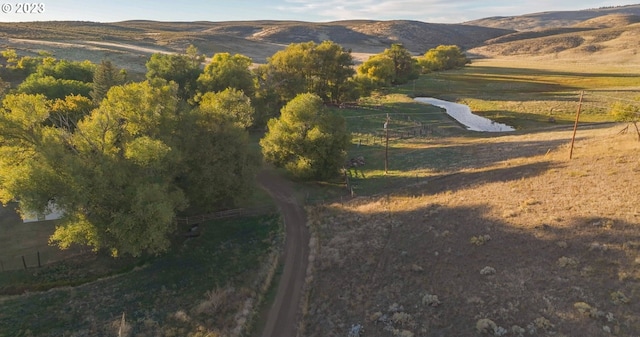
[363,161,560,198]
[305,199,640,337]
[0,214,280,337]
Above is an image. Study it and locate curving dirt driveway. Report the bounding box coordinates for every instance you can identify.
[257,169,309,337]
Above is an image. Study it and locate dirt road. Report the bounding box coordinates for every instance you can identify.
[257,170,309,337]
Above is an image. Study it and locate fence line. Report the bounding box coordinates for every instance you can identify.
[175,204,277,226]
[0,250,43,272]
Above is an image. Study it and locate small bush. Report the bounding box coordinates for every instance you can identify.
[470,235,492,246]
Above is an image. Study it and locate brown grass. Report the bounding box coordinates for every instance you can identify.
[303,124,640,336]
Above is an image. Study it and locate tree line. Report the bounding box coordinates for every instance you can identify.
[0,42,471,256]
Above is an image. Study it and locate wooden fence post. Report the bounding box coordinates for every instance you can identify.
[569,91,584,159]
[22,255,27,270]
[37,251,41,268]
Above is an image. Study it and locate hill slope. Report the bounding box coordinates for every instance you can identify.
[304,124,640,337]
[2,5,640,69]
[465,4,640,31]
[0,20,511,66]
[468,17,640,61]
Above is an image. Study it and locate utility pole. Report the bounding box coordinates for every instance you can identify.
[384,114,390,174]
[569,91,584,159]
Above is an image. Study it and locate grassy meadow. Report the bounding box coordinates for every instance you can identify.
[398,58,640,128]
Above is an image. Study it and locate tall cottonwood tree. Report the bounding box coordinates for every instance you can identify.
[197,53,256,98]
[146,53,202,101]
[198,88,255,129]
[382,44,420,84]
[356,54,396,91]
[260,93,350,180]
[418,45,470,73]
[257,41,356,107]
[0,80,257,256]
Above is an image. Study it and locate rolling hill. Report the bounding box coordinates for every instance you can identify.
[465,4,640,31]
[1,4,640,70]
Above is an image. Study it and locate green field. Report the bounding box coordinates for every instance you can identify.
[397,58,640,128]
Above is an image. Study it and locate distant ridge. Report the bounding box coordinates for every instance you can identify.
[1,4,640,68]
[465,4,640,31]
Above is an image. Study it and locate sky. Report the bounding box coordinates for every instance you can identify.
[0,1,638,23]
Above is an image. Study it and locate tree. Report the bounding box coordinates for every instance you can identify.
[0,80,258,256]
[418,45,470,73]
[198,88,255,129]
[17,75,92,100]
[91,60,126,104]
[307,41,356,103]
[176,103,258,212]
[34,58,95,83]
[197,52,255,98]
[257,41,356,106]
[146,53,202,101]
[14,57,96,100]
[0,84,186,256]
[382,44,419,84]
[610,100,640,141]
[260,93,350,180]
[48,94,93,130]
[357,54,396,88]
[185,44,206,67]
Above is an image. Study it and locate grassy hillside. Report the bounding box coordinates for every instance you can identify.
[465,4,640,30]
[303,124,640,336]
[0,20,510,67]
[3,6,640,67]
[468,20,640,63]
[294,56,640,336]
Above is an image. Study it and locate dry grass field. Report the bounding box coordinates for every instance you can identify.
[303,124,640,337]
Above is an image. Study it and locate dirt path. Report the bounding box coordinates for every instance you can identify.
[257,169,309,337]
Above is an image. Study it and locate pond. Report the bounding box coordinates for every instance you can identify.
[415,97,515,132]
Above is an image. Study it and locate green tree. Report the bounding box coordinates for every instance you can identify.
[17,75,92,100]
[308,41,356,102]
[382,44,419,84]
[197,53,255,98]
[34,58,95,83]
[257,41,356,106]
[198,88,255,129]
[13,57,96,100]
[185,44,206,67]
[146,53,202,101]
[260,93,350,180]
[418,45,470,73]
[610,100,640,140]
[0,80,258,256]
[48,94,93,130]
[90,60,126,104]
[176,104,257,212]
[357,54,395,87]
[0,84,186,256]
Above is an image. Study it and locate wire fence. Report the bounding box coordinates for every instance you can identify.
[174,204,277,226]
